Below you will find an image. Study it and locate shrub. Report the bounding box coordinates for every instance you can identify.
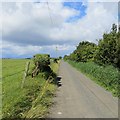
[33,54,50,67]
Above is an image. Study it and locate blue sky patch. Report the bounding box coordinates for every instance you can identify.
[63,2,87,22]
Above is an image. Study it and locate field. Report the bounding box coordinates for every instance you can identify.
[2,59,59,118]
[68,60,120,97]
[0,59,2,119]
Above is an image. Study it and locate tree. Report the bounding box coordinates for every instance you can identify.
[73,41,97,62]
[64,23,120,69]
[95,24,120,69]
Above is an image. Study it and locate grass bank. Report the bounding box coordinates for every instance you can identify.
[2,59,60,118]
[68,60,120,97]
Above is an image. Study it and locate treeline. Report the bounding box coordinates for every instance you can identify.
[64,24,120,97]
[64,24,120,69]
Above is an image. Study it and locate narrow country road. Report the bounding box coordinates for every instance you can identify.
[48,60,118,118]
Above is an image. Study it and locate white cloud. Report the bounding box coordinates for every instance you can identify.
[1,1,118,58]
[49,2,118,44]
[2,41,42,56]
[2,41,75,58]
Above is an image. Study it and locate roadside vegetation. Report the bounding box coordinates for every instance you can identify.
[68,61,119,97]
[64,24,120,97]
[2,55,60,118]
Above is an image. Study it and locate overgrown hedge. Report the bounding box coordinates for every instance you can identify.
[32,54,56,80]
[33,54,50,67]
[68,61,120,97]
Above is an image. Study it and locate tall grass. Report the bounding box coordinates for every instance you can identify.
[24,61,60,118]
[68,60,120,97]
[2,59,59,118]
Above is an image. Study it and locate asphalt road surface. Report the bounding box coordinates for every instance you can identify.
[48,60,118,118]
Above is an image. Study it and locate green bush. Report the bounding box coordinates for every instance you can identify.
[33,54,50,67]
[32,54,57,80]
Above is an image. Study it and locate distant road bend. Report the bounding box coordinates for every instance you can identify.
[48,60,118,118]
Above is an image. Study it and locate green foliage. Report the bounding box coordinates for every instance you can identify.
[64,23,120,69]
[64,23,120,97]
[68,61,120,97]
[64,55,69,61]
[2,59,35,118]
[2,59,59,118]
[59,56,62,59]
[75,41,97,62]
[53,58,58,63]
[94,24,120,68]
[64,41,97,62]
[32,54,53,78]
[33,54,50,67]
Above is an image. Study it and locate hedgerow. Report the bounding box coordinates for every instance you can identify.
[68,61,120,97]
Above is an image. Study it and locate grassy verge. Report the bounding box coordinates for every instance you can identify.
[24,61,60,118]
[68,60,120,97]
[2,59,59,118]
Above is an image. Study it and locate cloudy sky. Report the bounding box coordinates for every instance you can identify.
[1,0,119,58]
